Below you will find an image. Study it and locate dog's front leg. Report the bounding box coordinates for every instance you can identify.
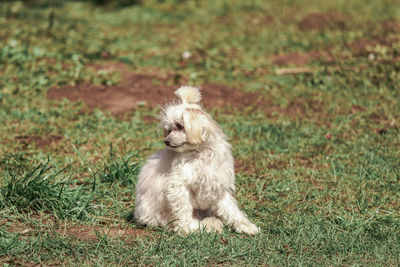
[213,192,260,235]
[166,179,200,234]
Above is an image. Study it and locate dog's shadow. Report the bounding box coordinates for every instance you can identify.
[123,210,147,229]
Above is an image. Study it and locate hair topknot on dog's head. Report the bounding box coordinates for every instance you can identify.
[174,86,202,104]
[158,85,226,149]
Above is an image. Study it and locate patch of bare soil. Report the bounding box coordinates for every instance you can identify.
[270,51,332,66]
[298,12,348,32]
[15,135,63,149]
[265,98,324,119]
[350,104,366,114]
[348,39,379,56]
[235,158,287,175]
[58,225,146,241]
[47,62,263,115]
[201,83,263,109]
[381,19,400,33]
[347,20,400,57]
[47,63,333,121]
[251,15,274,26]
[348,37,398,56]
[0,257,39,267]
[235,159,256,175]
[235,155,328,176]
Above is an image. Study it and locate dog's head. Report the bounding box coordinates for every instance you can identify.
[159,86,224,152]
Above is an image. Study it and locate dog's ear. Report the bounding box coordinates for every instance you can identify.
[183,108,210,144]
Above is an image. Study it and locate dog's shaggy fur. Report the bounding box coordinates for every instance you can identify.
[134,86,259,235]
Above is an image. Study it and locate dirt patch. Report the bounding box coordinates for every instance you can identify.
[58,225,146,241]
[348,20,400,56]
[47,63,332,120]
[298,12,348,32]
[270,51,332,66]
[235,159,257,175]
[348,39,380,56]
[47,63,172,115]
[348,37,398,56]
[15,135,63,149]
[381,19,400,33]
[0,257,39,267]
[251,15,274,26]
[350,104,366,114]
[201,83,263,109]
[235,155,328,176]
[265,98,324,119]
[47,62,263,115]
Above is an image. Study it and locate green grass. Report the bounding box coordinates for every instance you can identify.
[1,0,400,265]
[0,158,94,220]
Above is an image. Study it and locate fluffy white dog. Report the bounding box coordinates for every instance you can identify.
[134,86,259,235]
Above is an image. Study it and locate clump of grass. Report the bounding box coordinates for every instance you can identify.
[0,152,29,175]
[100,149,141,186]
[0,227,20,256]
[0,158,94,220]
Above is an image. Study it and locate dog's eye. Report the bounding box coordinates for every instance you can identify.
[175,123,184,130]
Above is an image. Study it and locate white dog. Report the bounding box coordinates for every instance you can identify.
[134,86,259,235]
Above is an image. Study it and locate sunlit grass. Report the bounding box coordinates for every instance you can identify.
[0,0,399,265]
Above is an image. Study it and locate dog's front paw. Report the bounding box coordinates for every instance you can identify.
[200,217,223,233]
[175,220,201,235]
[235,221,260,235]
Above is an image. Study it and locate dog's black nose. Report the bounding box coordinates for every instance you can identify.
[164,139,170,146]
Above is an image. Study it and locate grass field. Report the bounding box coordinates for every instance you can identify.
[1,0,400,265]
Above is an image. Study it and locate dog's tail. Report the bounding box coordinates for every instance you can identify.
[175,86,201,104]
